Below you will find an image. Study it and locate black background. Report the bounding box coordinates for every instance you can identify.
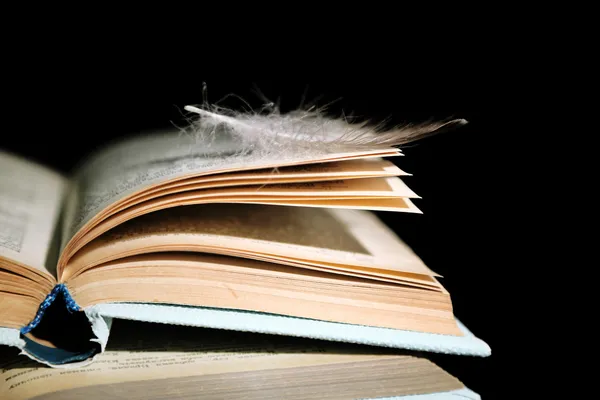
[3,70,504,397]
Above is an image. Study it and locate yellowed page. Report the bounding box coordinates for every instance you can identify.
[70,252,441,290]
[61,126,400,251]
[135,176,418,198]
[135,157,409,197]
[59,175,418,272]
[67,253,456,333]
[0,151,66,280]
[0,292,42,329]
[63,204,438,281]
[111,158,408,215]
[244,177,418,197]
[72,196,421,261]
[113,176,418,218]
[0,320,463,400]
[254,195,422,212]
[194,251,440,287]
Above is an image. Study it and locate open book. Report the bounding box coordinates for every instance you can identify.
[0,106,490,366]
[1,319,482,400]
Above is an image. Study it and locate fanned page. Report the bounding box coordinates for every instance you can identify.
[0,151,66,329]
[57,108,463,275]
[64,204,438,282]
[58,130,403,274]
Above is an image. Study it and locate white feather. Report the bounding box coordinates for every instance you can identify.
[182,103,467,159]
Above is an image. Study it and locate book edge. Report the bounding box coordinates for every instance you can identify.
[86,303,491,358]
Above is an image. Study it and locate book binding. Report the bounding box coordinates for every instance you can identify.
[2,283,490,368]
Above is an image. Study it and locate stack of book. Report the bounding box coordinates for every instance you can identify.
[0,105,490,399]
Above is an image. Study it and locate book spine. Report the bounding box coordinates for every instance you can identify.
[20,284,80,335]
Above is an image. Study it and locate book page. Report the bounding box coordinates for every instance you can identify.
[146,158,409,194]
[0,151,67,278]
[259,197,422,212]
[67,253,456,334]
[64,204,438,282]
[114,176,419,216]
[61,129,399,250]
[111,157,407,214]
[0,320,464,400]
[63,175,418,265]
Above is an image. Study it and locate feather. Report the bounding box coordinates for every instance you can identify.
[182,103,467,158]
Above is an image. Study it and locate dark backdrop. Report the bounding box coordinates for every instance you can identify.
[2,74,501,397]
